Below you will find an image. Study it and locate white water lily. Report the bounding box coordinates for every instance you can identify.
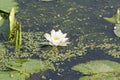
[44,29,70,46]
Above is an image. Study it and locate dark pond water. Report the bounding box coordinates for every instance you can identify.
[16,0,120,80]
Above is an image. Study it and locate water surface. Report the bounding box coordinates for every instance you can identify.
[16,0,120,80]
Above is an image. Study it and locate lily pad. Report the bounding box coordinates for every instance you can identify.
[72,60,120,80]
[114,23,120,37]
[0,71,27,80]
[79,74,120,80]
[72,60,120,74]
[3,59,54,80]
[5,59,54,74]
[0,0,18,13]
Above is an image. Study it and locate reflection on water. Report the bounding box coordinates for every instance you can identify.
[16,0,120,80]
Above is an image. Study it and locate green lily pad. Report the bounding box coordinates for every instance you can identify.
[3,59,54,80]
[5,59,54,74]
[0,0,18,13]
[0,71,27,80]
[79,74,120,80]
[114,23,120,37]
[72,60,120,74]
[72,60,120,80]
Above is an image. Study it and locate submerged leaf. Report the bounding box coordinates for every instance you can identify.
[4,59,54,80]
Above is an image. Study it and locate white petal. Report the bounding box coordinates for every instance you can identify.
[44,29,70,46]
[52,40,61,45]
[61,38,69,42]
[57,30,62,34]
[55,30,62,36]
[61,33,67,38]
[51,29,56,37]
[44,33,51,41]
[48,42,58,46]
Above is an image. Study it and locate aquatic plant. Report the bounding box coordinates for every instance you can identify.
[0,1,55,80]
[9,8,22,49]
[104,8,120,24]
[114,23,120,37]
[72,60,120,80]
[0,0,21,49]
[44,29,70,46]
[0,59,54,80]
[20,31,89,62]
[104,8,120,37]
[0,43,6,70]
[7,0,120,79]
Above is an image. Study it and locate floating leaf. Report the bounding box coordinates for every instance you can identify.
[0,0,18,13]
[5,59,54,74]
[114,23,120,37]
[72,60,120,80]
[20,59,54,74]
[80,73,120,80]
[0,71,27,80]
[72,60,120,74]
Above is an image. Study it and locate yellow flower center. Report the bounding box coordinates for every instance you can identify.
[54,37,59,40]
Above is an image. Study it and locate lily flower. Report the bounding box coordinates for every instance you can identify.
[44,29,70,46]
